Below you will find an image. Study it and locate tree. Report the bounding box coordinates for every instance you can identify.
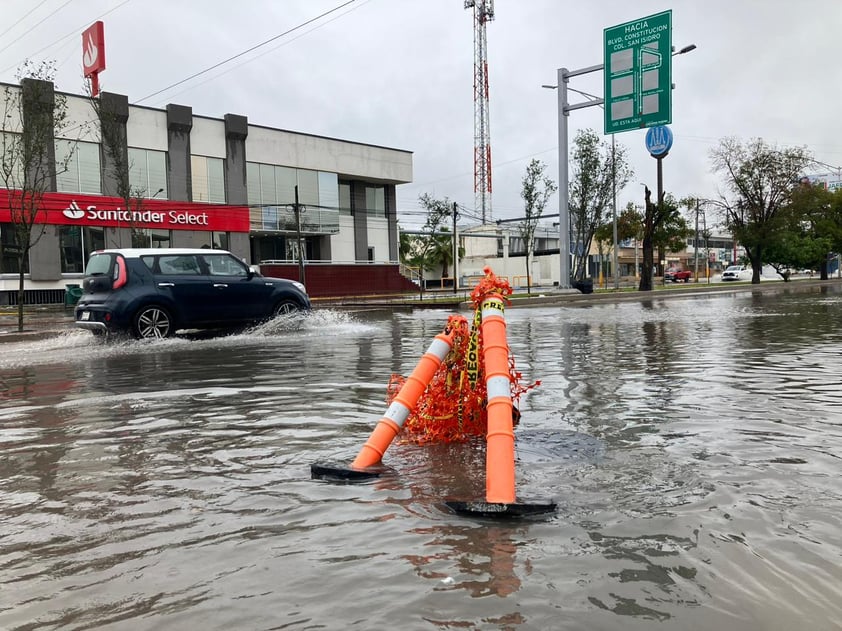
[88,90,151,248]
[653,193,691,273]
[0,61,72,331]
[765,182,842,280]
[568,129,632,281]
[516,159,556,294]
[709,137,813,283]
[401,194,454,292]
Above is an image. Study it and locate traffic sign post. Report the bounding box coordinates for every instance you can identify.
[604,10,672,134]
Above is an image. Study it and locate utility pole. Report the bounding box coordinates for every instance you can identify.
[452,201,459,295]
[694,199,699,282]
[293,185,305,286]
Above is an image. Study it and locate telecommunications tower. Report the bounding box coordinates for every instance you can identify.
[465,0,494,224]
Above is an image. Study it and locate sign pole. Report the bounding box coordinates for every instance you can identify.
[557,67,570,289]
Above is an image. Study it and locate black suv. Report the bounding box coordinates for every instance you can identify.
[74,248,311,339]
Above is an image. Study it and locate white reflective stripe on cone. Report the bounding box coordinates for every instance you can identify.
[384,401,411,428]
[427,337,451,360]
[486,375,511,400]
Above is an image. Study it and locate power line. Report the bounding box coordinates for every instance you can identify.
[0,0,52,40]
[0,0,75,57]
[135,0,359,104]
[148,0,372,108]
[0,0,133,77]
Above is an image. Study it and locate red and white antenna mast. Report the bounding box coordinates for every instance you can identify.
[465,0,494,224]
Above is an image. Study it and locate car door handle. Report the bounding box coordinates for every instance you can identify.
[157,282,175,287]
[213,283,228,288]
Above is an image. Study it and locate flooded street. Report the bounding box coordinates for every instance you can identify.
[1,285,841,630]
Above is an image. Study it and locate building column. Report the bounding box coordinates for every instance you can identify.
[166,104,193,248]
[98,92,129,197]
[351,181,368,263]
[223,113,249,259]
[22,78,60,281]
[385,185,398,262]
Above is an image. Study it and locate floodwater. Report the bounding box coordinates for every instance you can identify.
[1,285,841,630]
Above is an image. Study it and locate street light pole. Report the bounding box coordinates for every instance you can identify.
[612,134,619,290]
[544,44,695,290]
[544,65,604,290]
[556,67,571,289]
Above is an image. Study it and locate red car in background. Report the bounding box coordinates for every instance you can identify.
[664,268,693,283]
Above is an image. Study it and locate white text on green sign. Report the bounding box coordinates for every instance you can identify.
[603,10,672,134]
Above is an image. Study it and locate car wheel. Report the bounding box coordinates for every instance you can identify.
[133,305,174,339]
[273,299,301,317]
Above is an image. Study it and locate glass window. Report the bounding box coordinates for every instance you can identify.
[212,231,228,250]
[318,172,339,212]
[128,148,168,198]
[59,226,107,273]
[296,169,318,206]
[201,231,229,250]
[132,229,171,248]
[84,227,105,258]
[202,253,247,276]
[259,163,276,205]
[0,223,29,273]
[276,166,297,205]
[365,185,385,217]
[59,225,84,273]
[191,155,225,203]
[55,140,101,194]
[0,133,24,188]
[246,162,261,206]
[339,181,352,215]
[157,255,201,275]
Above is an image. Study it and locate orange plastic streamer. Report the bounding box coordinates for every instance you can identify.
[391,267,540,445]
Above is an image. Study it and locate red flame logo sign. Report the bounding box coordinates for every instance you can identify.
[81,21,105,77]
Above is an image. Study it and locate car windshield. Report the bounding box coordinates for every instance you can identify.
[725,266,742,271]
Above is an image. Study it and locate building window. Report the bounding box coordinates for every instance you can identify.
[339,181,352,215]
[318,172,339,213]
[0,132,24,187]
[191,155,225,203]
[58,225,104,273]
[55,140,101,194]
[247,162,340,209]
[0,223,29,273]
[365,185,385,217]
[202,231,229,250]
[128,148,168,198]
[367,246,375,262]
[132,229,171,248]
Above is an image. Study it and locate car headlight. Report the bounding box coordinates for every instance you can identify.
[292,281,307,293]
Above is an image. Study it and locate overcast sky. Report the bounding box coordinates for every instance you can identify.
[1,0,840,228]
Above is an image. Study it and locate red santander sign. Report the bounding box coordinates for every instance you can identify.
[0,190,250,233]
[82,21,106,76]
[82,21,106,97]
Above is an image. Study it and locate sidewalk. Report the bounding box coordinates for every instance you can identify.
[0,306,76,343]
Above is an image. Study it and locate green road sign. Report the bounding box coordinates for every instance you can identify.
[603,10,672,135]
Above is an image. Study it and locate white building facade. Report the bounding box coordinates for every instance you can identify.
[0,79,413,303]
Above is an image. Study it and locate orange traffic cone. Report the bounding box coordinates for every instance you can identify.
[351,326,457,469]
[479,294,516,504]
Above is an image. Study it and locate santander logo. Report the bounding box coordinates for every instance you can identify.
[82,34,98,70]
[63,201,85,220]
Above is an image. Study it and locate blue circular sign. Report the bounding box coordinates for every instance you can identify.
[645,125,673,157]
